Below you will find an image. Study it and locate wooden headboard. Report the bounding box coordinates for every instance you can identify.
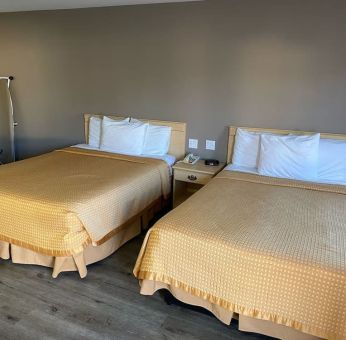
[227,126,346,164]
[84,113,187,160]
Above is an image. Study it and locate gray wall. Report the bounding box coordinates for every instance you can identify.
[0,0,346,161]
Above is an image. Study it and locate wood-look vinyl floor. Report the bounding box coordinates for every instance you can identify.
[0,234,272,340]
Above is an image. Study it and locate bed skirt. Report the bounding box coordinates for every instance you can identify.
[0,199,164,278]
[140,280,323,340]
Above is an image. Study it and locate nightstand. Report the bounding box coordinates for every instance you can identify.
[173,160,225,207]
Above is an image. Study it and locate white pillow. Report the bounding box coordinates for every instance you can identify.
[88,116,102,148]
[142,124,172,156]
[319,138,346,182]
[88,116,129,148]
[232,129,261,168]
[100,118,148,155]
[258,133,320,181]
[232,129,284,168]
[102,116,130,125]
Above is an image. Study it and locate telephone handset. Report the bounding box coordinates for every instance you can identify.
[183,153,200,165]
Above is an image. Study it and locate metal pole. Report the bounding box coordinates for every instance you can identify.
[0,76,16,161]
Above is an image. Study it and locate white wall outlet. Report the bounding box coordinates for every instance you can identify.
[206,140,216,150]
[188,138,198,149]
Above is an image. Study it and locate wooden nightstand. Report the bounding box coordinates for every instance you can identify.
[173,160,225,207]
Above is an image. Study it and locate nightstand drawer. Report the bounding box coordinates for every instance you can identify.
[174,169,212,185]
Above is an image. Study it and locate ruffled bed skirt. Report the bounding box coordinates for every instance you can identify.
[140,280,323,340]
[0,220,140,278]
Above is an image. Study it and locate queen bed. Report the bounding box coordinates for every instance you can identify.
[0,114,186,278]
[134,126,346,340]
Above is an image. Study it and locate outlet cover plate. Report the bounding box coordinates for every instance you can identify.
[206,140,216,150]
[189,138,198,149]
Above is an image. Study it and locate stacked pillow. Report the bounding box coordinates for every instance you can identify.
[232,128,261,168]
[318,139,346,182]
[88,115,172,157]
[100,117,148,155]
[258,133,320,181]
[88,116,131,148]
[142,124,172,156]
[232,128,346,184]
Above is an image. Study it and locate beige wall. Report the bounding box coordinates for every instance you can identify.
[0,0,346,161]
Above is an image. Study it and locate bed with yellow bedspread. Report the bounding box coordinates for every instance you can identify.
[134,170,346,340]
[0,147,170,258]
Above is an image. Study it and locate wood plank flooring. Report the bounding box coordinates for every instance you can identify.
[0,234,273,340]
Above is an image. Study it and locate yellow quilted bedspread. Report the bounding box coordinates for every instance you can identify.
[134,171,346,340]
[0,147,170,256]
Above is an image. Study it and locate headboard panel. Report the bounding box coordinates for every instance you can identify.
[84,113,187,160]
[227,126,346,164]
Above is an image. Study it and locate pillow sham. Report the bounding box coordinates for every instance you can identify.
[232,129,261,168]
[258,133,320,181]
[318,138,346,182]
[142,124,172,156]
[100,118,148,155]
[88,116,102,148]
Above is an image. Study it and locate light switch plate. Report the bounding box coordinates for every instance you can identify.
[206,140,216,150]
[188,138,198,149]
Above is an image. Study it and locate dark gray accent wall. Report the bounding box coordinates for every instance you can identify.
[0,0,346,161]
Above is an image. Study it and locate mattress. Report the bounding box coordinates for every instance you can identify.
[134,170,346,340]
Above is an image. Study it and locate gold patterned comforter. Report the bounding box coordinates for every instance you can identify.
[134,170,346,340]
[0,147,170,256]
